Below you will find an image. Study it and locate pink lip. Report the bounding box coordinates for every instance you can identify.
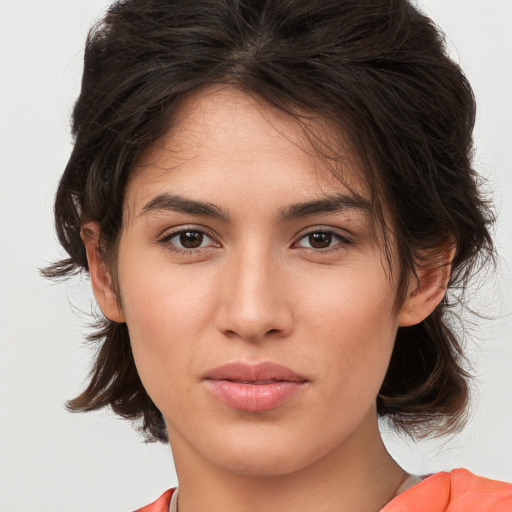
[203,362,308,412]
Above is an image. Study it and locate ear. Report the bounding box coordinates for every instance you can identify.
[398,245,455,327]
[81,222,126,323]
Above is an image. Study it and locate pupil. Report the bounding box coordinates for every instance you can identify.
[309,232,332,249]
[180,231,203,248]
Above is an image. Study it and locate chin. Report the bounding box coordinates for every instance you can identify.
[212,449,312,478]
[199,426,339,478]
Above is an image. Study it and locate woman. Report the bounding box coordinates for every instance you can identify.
[45,0,511,510]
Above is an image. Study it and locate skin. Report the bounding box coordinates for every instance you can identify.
[84,86,451,512]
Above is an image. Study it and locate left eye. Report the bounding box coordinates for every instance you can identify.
[164,230,215,250]
[295,231,348,250]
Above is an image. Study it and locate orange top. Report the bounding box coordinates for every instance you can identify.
[382,468,512,512]
[135,468,512,512]
[135,488,174,512]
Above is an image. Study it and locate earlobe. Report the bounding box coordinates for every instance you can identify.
[398,246,455,327]
[81,222,126,323]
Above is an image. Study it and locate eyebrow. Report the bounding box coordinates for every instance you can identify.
[139,192,370,222]
[140,193,229,221]
[278,193,371,221]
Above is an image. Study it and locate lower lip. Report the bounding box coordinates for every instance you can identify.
[204,380,306,412]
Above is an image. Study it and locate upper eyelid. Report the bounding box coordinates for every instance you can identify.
[294,226,353,241]
[291,228,354,253]
[159,224,218,241]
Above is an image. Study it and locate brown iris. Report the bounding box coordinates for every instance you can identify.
[180,231,203,248]
[308,232,333,249]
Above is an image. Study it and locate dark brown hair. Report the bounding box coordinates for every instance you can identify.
[45,0,494,442]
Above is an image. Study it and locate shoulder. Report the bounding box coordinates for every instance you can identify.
[134,488,175,512]
[382,468,512,512]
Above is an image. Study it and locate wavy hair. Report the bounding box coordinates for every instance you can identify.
[44,0,494,442]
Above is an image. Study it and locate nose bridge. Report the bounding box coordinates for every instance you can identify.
[216,241,292,342]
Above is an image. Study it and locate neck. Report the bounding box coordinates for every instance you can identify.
[170,414,406,512]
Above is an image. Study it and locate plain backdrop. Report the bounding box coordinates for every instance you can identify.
[0,1,511,511]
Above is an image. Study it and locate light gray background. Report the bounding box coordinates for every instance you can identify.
[0,1,511,511]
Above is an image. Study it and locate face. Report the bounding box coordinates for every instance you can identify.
[93,86,420,477]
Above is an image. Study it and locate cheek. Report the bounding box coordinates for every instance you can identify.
[120,253,217,332]
[118,261,219,397]
[300,266,398,388]
[302,262,398,337]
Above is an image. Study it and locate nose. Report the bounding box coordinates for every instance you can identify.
[215,247,294,343]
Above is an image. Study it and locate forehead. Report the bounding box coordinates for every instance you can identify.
[127,85,371,216]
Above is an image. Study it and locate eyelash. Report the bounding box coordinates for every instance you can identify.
[158,226,220,256]
[293,229,353,254]
[158,227,353,256]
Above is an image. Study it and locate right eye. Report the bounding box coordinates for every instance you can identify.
[160,228,219,254]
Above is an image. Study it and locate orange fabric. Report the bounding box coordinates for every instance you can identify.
[382,468,512,512]
[134,469,512,512]
[134,488,174,512]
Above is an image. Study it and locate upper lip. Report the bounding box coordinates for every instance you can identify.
[203,362,307,383]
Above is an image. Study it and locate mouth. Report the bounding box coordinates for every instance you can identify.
[202,362,308,412]
[223,379,287,384]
